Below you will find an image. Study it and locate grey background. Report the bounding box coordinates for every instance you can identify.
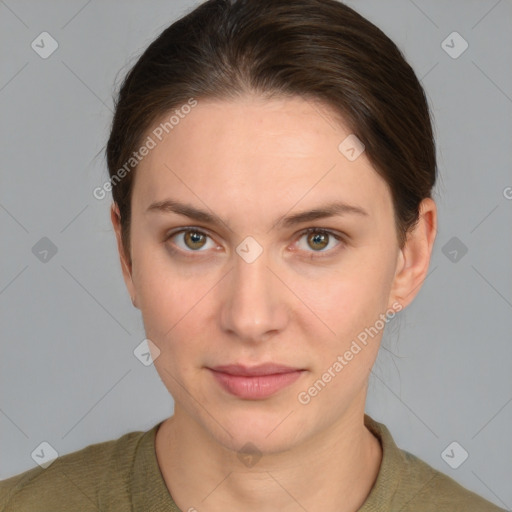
[1,0,511,508]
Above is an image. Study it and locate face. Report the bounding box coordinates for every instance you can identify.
[114,95,422,454]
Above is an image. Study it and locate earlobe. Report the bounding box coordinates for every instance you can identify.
[388,198,437,310]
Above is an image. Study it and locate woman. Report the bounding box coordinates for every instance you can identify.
[0,0,505,510]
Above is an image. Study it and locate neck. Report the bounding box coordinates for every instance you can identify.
[156,401,381,512]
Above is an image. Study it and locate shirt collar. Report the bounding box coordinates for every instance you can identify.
[131,419,180,512]
[358,414,405,511]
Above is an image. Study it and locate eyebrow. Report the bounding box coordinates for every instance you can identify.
[146,198,369,230]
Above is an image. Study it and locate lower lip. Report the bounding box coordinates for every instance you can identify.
[209,369,304,399]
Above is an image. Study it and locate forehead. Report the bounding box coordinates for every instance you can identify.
[132,95,393,224]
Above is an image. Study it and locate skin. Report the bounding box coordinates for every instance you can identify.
[111,95,437,512]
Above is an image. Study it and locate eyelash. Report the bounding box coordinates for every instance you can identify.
[164,227,345,259]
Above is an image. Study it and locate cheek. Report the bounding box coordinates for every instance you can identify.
[132,251,222,389]
[293,263,390,409]
[137,262,209,394]
[131,239,211,336]
[300,254,394,340]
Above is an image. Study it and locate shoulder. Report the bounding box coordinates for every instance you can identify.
[363,415,506,512]
[397,449,506,511]
[0,428,147,512]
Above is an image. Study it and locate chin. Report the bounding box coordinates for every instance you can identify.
[201,399,312,455]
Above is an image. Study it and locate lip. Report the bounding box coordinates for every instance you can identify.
[210,363,301,376]
[208,364,305,399]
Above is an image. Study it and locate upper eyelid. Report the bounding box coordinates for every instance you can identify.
[165,226,216,243]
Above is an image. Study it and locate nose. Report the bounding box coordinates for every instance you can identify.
[220,248,289,344]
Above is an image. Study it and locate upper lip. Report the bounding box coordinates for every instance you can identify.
[209,364,303,376]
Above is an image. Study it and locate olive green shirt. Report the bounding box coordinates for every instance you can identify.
[0,415,505,511]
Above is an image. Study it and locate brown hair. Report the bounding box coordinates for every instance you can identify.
[106,0,436,262]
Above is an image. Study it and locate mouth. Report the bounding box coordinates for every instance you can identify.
[207,363,306,400]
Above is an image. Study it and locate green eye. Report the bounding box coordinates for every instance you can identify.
[183,230,208,250]
[307,231,329,250]
[165,227,344,258]
[297,229,342,253]
[168,229,214,252]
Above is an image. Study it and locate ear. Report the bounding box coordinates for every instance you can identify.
[388,198,437,310]
[111,202,138,309]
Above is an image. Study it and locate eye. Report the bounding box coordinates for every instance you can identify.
[165,227,344,257]
[295,228,343,254]
[166,228,217,252]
